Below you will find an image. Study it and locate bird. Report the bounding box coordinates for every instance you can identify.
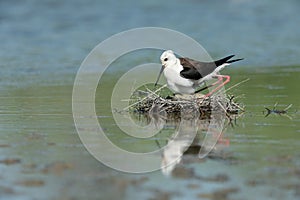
[155,50,243,97]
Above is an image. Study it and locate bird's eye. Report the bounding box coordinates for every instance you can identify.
[164,58,168,61]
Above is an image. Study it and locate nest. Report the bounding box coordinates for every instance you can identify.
[127,85,244,118]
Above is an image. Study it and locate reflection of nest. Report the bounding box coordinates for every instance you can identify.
[129,89,244,117]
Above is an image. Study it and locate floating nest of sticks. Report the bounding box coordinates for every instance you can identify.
[127,85,244,118]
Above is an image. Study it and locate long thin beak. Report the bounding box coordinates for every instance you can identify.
[155,65,165,87]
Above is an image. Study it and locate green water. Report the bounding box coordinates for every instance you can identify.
[1,66,299,200]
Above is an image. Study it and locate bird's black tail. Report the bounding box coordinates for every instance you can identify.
[227,58,244,63]
[215,55,244,66]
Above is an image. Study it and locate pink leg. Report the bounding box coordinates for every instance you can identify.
[205,75,230,97]
[210,77,223,86]
[195,77,223,94]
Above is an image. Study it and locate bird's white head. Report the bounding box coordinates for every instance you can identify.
[155,50,178,86]
[160,50,177,67]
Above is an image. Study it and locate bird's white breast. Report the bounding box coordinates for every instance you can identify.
[163,62,194,86]
[163,60,195,94]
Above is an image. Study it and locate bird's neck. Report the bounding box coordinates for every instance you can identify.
[165,59,183,74]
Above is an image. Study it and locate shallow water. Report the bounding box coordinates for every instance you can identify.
[1,66,300,200]
[1,0,300,199]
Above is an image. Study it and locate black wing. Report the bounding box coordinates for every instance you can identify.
[179,58,203,80]
[179,57,215,80]
[179,55,243,80]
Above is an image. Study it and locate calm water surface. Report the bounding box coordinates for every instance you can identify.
[1,67,299,200]
[1,0,300,199]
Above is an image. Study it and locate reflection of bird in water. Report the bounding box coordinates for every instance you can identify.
[129,98,235,176]
[160,118,198,176]
[155,114,230,176]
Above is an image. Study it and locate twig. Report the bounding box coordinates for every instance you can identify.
[217,101,227,113]
[122,84,167,111]
[231,102,245,112]
[284,104,293,111]
[225,78,250,93]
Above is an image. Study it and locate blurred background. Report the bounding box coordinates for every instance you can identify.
[1,0,300,86]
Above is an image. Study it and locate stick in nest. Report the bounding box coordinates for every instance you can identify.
[122,84,167,111]
[123,82,245,116]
